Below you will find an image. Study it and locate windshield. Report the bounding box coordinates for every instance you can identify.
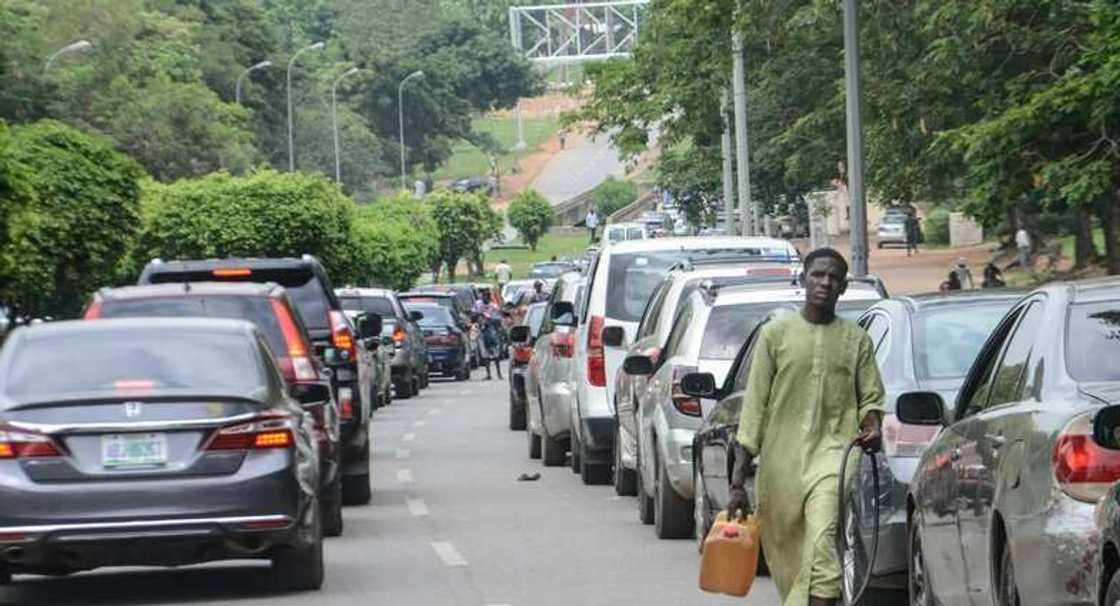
[1067,300,1120,382]
[700,303,798,360]
[98,296,290,356]
[913,304,1011,380]
[3,332,264,405]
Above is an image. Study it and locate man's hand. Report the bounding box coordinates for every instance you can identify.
[857,411,883,453]
[726,486,751,520]
[725,442,754,519]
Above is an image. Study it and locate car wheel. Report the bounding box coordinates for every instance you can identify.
[527,429,542,460]
[397,372,414,399]
[322,474,344,537]
[653,453,694,539]
[613,425,638,496]
[271,498,324,592]
[694,464,711,554]
[341,472,371,506]
[637,450,654,525]
[1105,567,1120,606]
[411,375,420,396]
[570,431,582,473]
[542,431,566,467]
[841,496,870,604]
[909,518,934,606]
[996,536,1020,606]
[420,366,430,388]
[509,398,527,431]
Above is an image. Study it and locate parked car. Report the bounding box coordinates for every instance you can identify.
[625,280,882,539]
[876,213,910,249]
[502,279,539,304]
[450,176,495,195]
[337,287,429,399]
[0,319,324,590]
[604,222,649,245]
[523,273,587,470]
[903,278,1120,606]
[138,256,375,505]
[529,261,579,280]
[401,289,478,367]
[84,282,358,537]
[508,302,548,430]
[574,237,802,485]
[611,262,803,497]
[403,302,471,381]
[836,290,1025,595]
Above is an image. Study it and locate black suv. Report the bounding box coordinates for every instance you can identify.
[138,255,376,505]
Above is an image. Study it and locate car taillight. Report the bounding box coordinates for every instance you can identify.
[393,325,407,347]
[328,310,357,360]
[671,365,701,416]
[882,414,940,458]
[0,425,64,459]
[513,345,533,364]
[206,413,295,451]
[338,387,354,420]
[550,331,576,358]
[587,315,606,387]
[83,301,102,319]
[271,300,317,382]
[1053,412,1120,502]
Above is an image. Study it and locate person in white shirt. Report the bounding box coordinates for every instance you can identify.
[585,207,599,243]
[1015,227,1032,270]
[495,259,512,292]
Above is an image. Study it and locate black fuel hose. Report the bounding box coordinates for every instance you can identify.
[836,438,880,606]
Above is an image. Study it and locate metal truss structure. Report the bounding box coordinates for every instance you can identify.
[509,1,650,65]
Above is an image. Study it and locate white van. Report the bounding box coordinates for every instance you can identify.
[570,236,802,483]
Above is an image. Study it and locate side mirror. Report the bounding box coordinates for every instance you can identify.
[680,372,717,398]
[551,301,575,326]
[1093,405,1120,450]
[290,381,332,406]
[509,325,531,344]
[623,354,655,376]
[356,313,382,339]
[409,310,424,322]
[896,391,946,426]
[601,325,626,348]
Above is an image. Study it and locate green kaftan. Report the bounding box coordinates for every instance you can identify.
[735,312,884,605]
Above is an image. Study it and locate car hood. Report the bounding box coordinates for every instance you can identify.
[1080,382,1120,406]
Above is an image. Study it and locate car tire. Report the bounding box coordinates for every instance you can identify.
[397,372,414,399]
[570,431,582,473]
[694,464,711,554]
[613,425,638,496]
[637,451,654,525]
[527,429,542,460]
[653,454,694,539]
[420,366,430,389]
[322,474,344,538]
[1105,567,1120,606]
[579,440,610,485]
[509,399,527,431]
[411,375,420,396]
[542,431,566,467]
[0,564,10,586]
[271,498,324,592]
[996,536,1020,606]
[908,518,934,606]
[341,472,371,506]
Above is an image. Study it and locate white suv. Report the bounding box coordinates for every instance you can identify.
[571,236,802,484]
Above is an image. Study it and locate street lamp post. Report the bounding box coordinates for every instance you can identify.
[236,60,272,105]
[843,0,869,276]
[44,40,93,74]
[332,67,361,185]
[286,41,326,172]
[398,70,425,191]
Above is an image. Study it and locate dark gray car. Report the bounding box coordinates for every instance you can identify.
[0,318,323,590]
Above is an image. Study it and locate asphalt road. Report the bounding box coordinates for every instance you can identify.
[0,373,781,606]
[529,131,626,205]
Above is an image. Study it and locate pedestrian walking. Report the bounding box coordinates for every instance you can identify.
[952,257,974,289]
[558,130,567,150]
[982,262,1006,288]
[725,248,885,606]
[530,280,549,303]
[905,215,920,257]
[495,259,512,294]
[472,291,503,380]
[585,207,599,243]
[1016,226,1032,270]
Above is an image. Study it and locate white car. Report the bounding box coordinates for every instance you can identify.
[570,236,802,485]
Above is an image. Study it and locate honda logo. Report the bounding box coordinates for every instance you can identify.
[124,401,143,418]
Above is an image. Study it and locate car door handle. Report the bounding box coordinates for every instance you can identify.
[986,434,1007,448]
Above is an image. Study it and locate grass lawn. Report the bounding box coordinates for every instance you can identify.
[491,232,591,279]
[432,114,562,182]
[1060,227,1106,260]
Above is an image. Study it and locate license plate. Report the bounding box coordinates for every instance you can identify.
[101,433,168,467]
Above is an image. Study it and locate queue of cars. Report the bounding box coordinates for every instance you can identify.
[0,253,462,591]
[505,233,1120,606]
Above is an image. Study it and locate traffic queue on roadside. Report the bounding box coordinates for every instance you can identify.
[0,253,527,592]
[505,233,1120,606]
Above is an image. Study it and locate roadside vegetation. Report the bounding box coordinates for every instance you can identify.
[432,114,561,183]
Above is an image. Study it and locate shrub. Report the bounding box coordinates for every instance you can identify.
[352,195,440,291]
[925,207,951,245]
[507,189,554,250]
[593,177,638,218]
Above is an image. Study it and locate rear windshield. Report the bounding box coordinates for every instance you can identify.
[3,332,264,404]
[340,296,396,318]
[1067,301,1120,382]
[401,295,456,316]
[627,227,645,240]
[412,307,455,327]
[99,296,288,356]
[913,304,1010,380]
[605,251,696,322]
[700,303,797,359]
[148,268,331,331]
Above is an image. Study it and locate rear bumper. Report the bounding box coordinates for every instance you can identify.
[427,347,464,368]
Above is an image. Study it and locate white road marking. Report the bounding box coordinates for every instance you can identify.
[396,469,413,483]
[406,499,429,516]
[430,541,468,567]
[402,433,415,442]
[396,448,411,459]
[413,419,427,427]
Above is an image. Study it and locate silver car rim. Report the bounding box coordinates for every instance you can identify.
[693,466,705,552]
[910,529,929,606]
[841,505,858,600]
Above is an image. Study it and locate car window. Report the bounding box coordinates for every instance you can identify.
[1067,299,1120,382]
[987,301,1044,406]
[627,227,645,240]
[527,304,548,338]
[339,296,397,319]
[638,280,671,339]
[699,304,779,360]
[605,251,697,323]
[282,276,331,331]
[959,306,1024,418]
[411,306,455,327]
[607,228,624,243]
[730,334,761,393]
[3,332,264,404]
[98,296,289,358]
[913,303,1011,380]
[663,303,694,359]
[862,312,890,366]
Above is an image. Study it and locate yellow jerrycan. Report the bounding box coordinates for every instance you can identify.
[699,511,761,597]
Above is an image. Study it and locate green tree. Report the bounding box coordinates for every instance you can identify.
[427,190,501,280]
[1,120,145,318]
[352,195,440,290]
[592,177,639,218]
[507,189,553,250]
[656,142,723,228]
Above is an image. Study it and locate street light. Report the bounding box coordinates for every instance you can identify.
[235,60,272,105]
[287,41,326,172]
[331,67,361,185]
[44,40,93,74]
[398,70,424,191]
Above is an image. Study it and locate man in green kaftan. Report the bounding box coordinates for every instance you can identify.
[726,248,885,606]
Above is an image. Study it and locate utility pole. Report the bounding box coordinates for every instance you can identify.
[509,6,527,150]
[843,0,869,276]
[398,70,425,191]
[731,26,753,236]
[720,89,736,234]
